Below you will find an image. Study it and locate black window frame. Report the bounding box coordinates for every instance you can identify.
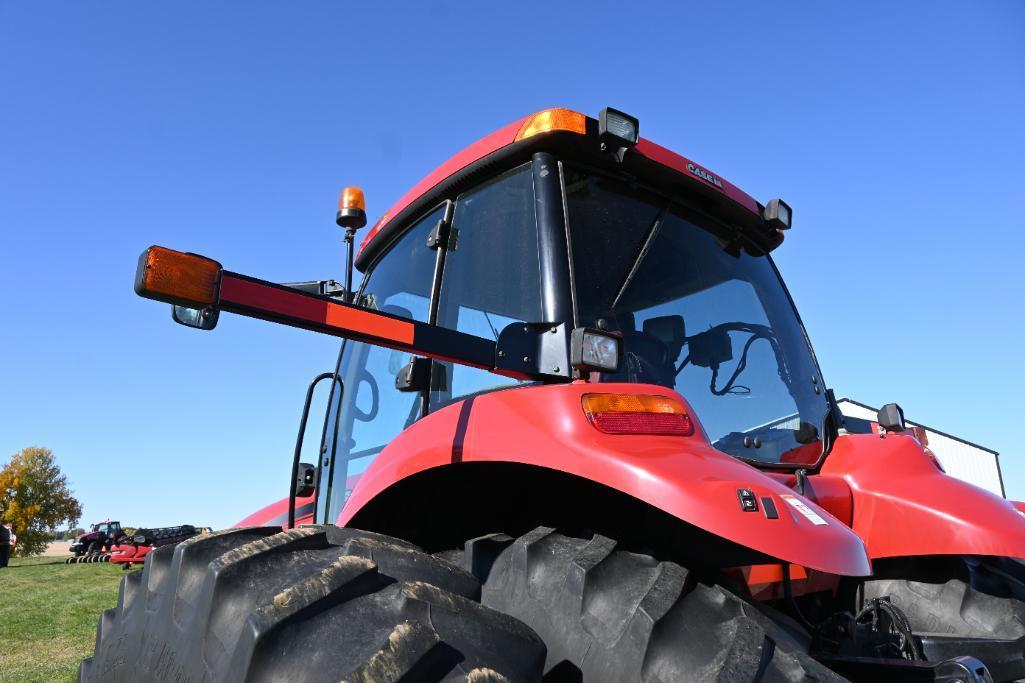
[314,154,574,522]
[559,161,838,471]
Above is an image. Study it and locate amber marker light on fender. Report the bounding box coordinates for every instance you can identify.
[582,393,695,436]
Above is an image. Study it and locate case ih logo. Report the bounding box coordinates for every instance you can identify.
[687,163,723,189]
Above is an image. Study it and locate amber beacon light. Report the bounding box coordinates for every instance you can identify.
[134,246,223,308]
[336,186,367,231]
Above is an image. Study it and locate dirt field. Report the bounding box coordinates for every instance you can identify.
[42,540,73,556]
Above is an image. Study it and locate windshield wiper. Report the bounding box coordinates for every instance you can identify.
[609,203,670,312]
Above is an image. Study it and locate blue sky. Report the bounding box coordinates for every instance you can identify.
[1,2,1023,530]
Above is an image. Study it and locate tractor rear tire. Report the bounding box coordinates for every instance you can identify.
[79,526,546,683]
[459,527,845,682]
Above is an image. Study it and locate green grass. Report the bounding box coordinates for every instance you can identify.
[0,556,124,682]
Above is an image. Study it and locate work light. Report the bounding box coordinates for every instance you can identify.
[571,327,622,373]
[763,198,792,231]
[598,107,639,163]
[599,107,639,145]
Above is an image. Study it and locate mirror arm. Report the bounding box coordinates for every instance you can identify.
[289,372,342,529]
[281,280,348,298]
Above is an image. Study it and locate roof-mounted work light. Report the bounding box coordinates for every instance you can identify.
[598,107,639,163]
[763,198,792,231]
[571,327,622,374]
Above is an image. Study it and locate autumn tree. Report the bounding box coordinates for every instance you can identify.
[0,446,82,556]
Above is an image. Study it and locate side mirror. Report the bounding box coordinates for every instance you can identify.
[295,462,316,497]
[172,305,219,331]
[877,403,906,433]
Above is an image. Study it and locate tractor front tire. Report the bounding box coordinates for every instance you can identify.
[864,557,1025,681]
[79,526,546,683]
[459,527,844,682]
[865,557,1025,639]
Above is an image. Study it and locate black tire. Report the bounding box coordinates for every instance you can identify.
[864,556,1025,681]
[87,541,100,554]
[865,557,1025,639]
[460,527,845,682]
[79,526,546,682]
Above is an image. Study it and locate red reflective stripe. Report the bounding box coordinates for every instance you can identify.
[219,275,415,344]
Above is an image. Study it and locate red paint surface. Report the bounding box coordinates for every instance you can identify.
[764,472,854,527]
[359,110,762,257]
[339,382,870,576]
[633,139,760,213]
[359,118,525,253]
[821,433,1025,559]
[108,543,151,566]
[727,564,840,601]
[235,494,315,529]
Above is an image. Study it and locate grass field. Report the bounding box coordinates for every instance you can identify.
[0,555,124,682]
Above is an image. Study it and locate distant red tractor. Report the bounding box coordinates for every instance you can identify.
[68,520,124,562]
[81,108,1025,682]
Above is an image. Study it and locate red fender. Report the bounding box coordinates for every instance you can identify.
[820,433,1025,559]
[235,494,315,529]
[340,383,871,576]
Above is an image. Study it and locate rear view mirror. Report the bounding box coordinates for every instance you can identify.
[172,305,219,331]
[295,462,316,497]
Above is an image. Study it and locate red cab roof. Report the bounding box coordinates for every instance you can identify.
[359,108,761,257]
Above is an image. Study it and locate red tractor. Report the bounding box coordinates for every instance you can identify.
[81,107,1025,682]
[68,520,124,562]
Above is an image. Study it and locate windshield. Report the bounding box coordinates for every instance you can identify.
[564,167,829,467]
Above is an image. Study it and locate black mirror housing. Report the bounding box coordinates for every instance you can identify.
[295,462,316,498]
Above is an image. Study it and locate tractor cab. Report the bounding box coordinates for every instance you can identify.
[311,109,826,524]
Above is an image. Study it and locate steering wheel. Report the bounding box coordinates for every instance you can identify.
[352,366,379,422]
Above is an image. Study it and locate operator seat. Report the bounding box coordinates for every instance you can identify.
[600,313,686,388]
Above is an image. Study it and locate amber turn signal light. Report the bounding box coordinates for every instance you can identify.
[134,246,222,308]
[582,393,694,436]
[515,108,587,141]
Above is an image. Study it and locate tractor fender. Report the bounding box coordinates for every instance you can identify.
[820,433,1025,559]
[339,382,871,577]
[234,494,314,528]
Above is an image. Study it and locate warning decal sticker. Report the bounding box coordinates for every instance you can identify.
[779,494,829,526]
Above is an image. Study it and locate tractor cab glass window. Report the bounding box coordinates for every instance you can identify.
[431,163,542,408]
[565,167,830,467]
[319,206,445,523]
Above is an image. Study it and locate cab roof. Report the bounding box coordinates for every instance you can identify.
[357,107,765,269]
